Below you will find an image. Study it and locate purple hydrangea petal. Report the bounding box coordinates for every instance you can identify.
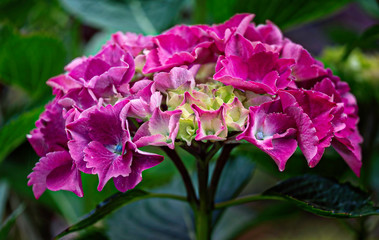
[27,151,83,199]
[113,149,164,192]
[27,101,68,157]
[66,99,129,173]
[84,141,133,191]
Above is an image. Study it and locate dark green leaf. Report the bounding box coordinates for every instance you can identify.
[55,189,186,239]
[358,0,379,18]
[214,155,256,202]
[0,27,66,102]
[206,0,351,29]
[106,148,256,240]
[212,206,256,240]
[0,204,25,240]
[211,154,256,227]
[106,189,192,240]
[59,0,185,34]
[263,174,379,218]
[342,24,379,60]
[0,106,44,164]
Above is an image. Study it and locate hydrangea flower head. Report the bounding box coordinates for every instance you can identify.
[28,14,362,198]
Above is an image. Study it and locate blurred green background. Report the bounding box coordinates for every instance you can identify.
[0,0,378,239]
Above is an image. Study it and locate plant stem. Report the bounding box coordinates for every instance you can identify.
[161,147,198,206]
[214,194,283,209]
[195,144,212,240]
[149,193,187,202]
[204,142,222,163]
[356,217,368,240]
[208,144,237,206]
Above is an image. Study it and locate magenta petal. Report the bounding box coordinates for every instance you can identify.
[27,151,83,199]
[143,25,213,74]
[279,91,318,164]
[214,40,293,94]
[279,90,337,167]
[237,102,297,171]
[209,14,254,51]
[244,20,283,46]
[110,31,153,57]
[84,141,133,191]
[47,74,82,95]
[113,150,164,192]
[332,134,362,176]
[27,101,68,157]
[66,116,93,173]
[281,40,327,82]
[66,99,129,173]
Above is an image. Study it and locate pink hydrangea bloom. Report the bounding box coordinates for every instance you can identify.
[27,14,363,198]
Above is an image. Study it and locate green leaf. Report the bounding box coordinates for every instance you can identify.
[55,189,186,239]
[358,0,379,18]
[206,0,351,29]
[342,24,379,61]
[0,204,25,240]
[263,174,379,218]
[0,27,66,102]
[106,188,192,240]
[59,0,186,34]
[0,106,44,164]
[211,154,256,227]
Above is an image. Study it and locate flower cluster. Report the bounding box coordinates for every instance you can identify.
[28,14,362,198]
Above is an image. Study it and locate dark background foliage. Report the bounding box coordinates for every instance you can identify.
[0,0,378,239]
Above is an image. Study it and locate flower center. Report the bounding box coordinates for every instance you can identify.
[256,131,264,140]
[114,144,123,155]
